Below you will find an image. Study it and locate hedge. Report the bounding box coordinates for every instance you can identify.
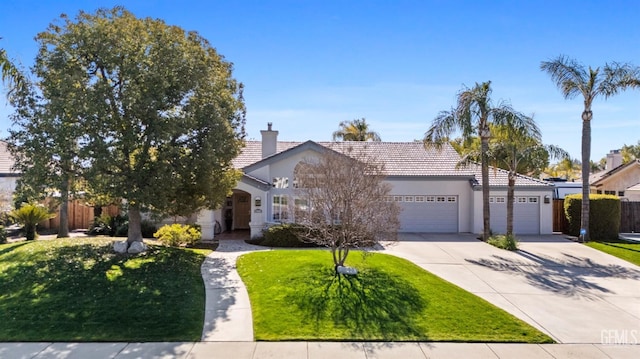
[564,194,620,241]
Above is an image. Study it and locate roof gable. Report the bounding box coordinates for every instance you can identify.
[591,160,640,186]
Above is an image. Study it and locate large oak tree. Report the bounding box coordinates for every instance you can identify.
[11,7,245,244]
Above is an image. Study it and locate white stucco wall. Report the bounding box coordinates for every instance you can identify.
[472,188,554,235]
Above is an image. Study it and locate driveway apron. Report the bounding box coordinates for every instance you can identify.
[384,234,640,344]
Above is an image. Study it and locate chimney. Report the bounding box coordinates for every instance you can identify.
[260,122,278,158]
[605,149,623,171]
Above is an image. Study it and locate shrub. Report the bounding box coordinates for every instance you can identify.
[564,194,620,241]
[88,214,113,235]
[0,226,6,244]
[115,221,156,238]
[487,234,519,250]
[257,224,318,248]
[154,224,201,247]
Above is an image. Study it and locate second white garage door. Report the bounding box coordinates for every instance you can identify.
[396,195,458,232]
[489,196,540,234]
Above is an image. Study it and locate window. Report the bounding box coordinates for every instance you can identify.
[596,190,602,194]
[393,196,403,202]
[496,197,505,203]
[272,195,289,221]
[529,197,538,203]
[415,196,425,202]
[618,191,625,197]
[604,190,616,195]
[426,196,435,202]
[517,197,527,203]
[436,196,446,202]
[489,197,495,203]
[272,177,289,189]
[447,196,457,202]
[384,196,393,202]
[404,196,414,202]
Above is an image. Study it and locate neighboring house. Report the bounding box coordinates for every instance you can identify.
[196,124,554,239]
[0,140,20,212]
[590,150,640,201]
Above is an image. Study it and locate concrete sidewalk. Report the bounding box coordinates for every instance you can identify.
[199,240,269,341]
[385,234,640,344]
[2,341,638,358]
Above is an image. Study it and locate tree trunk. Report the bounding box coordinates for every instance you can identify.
[481,135,491,240]
[580,111,592,242]
[57,178,70,238]
[127,205,143,244]
[506,173,516,237]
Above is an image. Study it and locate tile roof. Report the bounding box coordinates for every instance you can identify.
[235,140,550,188]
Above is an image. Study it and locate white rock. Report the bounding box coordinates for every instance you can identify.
[337,266,358,275]
[128,241,148,254]
[113,240,128,253]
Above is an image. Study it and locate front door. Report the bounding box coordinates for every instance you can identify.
[234,193,251,229]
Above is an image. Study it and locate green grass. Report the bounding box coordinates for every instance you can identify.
[487,234,519,251]
[237,250,553,343]
[0,238,211,341]
[586,241,640,266]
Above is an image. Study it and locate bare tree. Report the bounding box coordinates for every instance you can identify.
[294,146,400,273]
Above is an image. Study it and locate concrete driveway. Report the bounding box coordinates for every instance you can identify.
[383,234,640,344]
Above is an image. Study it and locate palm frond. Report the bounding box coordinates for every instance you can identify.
[540,55,587,99]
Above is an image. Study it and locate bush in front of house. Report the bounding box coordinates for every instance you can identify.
[487,234,518,250]
[564,194,620,241]
[255,223,318,248]
[154,224,201,247]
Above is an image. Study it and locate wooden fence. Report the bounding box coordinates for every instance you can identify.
[620,201,640,233]
[552,199,640,234]
[40,200,120,231]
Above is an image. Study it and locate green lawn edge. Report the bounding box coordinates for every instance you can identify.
[0,238,211,341]
[237,250,553,343]
[586,241,640,267]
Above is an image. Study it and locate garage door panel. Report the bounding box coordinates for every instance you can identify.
[398,195,458,233]
[489,196,540,234]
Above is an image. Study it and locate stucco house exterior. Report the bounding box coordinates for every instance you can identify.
[196,124,554,239]
[0,141,20,212]
[590,150,640,201]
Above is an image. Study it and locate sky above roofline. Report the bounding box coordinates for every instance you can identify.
[1,0,639,162]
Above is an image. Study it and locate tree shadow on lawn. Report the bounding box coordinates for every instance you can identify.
[288,266,428,340]
[0,241,206,341]
[466,250,640,299]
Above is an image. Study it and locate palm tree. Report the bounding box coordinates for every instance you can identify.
[0,42,27,98]
[541,56,640,241]
[332,118,381,141]
[424,81,538,240]
[10,202,55,241]
[489,124,568,236]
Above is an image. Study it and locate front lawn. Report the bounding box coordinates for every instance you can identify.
[237,250,553,343]
[0,238,210,341]
[586,241,640,266]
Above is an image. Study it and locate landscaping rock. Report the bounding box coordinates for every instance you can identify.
[337,266,358,275]
[113,240,128,253]
[128,241,148,254]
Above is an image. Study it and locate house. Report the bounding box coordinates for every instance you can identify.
[590,149,640,200]
[0,141,20,212]
[196,124,554,239]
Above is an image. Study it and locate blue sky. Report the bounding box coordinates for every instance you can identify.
[1,0,639,161]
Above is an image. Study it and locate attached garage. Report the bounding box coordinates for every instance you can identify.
[397,195,458,232]
[489,196,540,234]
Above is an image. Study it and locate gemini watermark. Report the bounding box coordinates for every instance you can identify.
[600,329,639,345]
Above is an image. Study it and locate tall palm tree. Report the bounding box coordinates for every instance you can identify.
[489,124,568,236]
[541,56,640,241]
[424,81,538,240]
[0,43,27,98]
[332,118,382,141]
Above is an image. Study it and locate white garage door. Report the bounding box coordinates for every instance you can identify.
[396,195,458,232]
[489,196,540,234]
